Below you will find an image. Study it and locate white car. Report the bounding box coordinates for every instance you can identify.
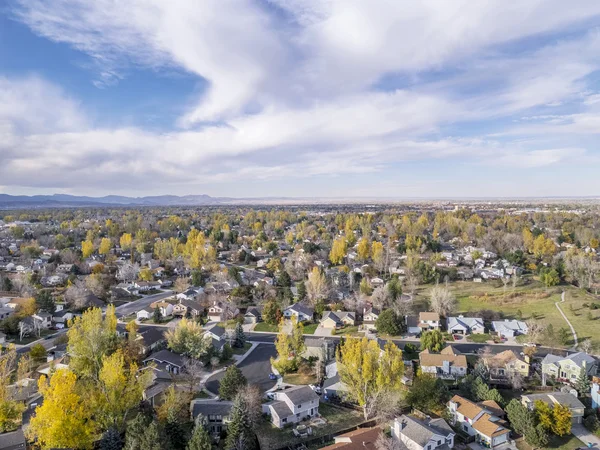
[309,384,321,394]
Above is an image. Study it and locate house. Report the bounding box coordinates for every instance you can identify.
[418,312,441,331]
[244,307,262,324]
[137,327,167,354]
[405,316,421,336]
[362,307,380,330]
[136,307,155,321]
[541,352,597,384]
[283,303,314,322]
[521,392,585,424]
[320,311,356,329]
[0,428,26,450]
[207,301,239,322]
[448,395,510,448]
[419,346,467,379]
[176,287,203,301]
[150,301,174,317]
[262,385,320,428]
[303,337,336,361]
[592,378,600,409]
[484,350,530,381]
[392,415,455,450]
[320,427,381,450]
[447,316,485,335]
[52,310,75,326]
[0,307,14,320]
[191,399,234,434]
[491,320,528,339]
[172,299,204,318]
[143,349,184,375]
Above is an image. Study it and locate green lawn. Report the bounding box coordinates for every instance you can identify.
[334,326,360,336]
[303,323,318,334]
[256,403,365,450]
[254,322,278,332]
[466,333,494,343]
[282,371,318,385]
[515,434,582,450]
[232,342,252,355]
[9,329,53,345]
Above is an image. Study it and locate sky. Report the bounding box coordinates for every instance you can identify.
[1,1,600,198]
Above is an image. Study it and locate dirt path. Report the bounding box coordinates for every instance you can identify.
[555,291,578,349]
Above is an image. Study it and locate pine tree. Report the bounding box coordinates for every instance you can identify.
[99,428,123,450]
[234,322,246,348]
[297,281,306,301]
[153,306,162,324]
[124,414,163,450]
[225,395,258,450]
[219,365,247,400]
[575,366,591,396]
[187,424,212,450]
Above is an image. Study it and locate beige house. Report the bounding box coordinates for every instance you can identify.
[320,311,356,329]
[484,350,530,381]
[418,312,441,331]
[521,392,585,424]
[420,346,467,379]
[448,395,510,448]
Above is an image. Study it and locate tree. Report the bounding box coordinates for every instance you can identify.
[98,427,123,450]
[220,343,233,362]
[0,346,26,433]
[387,277,402,301]
[233,322,246,348]
[124,414,162,450]
[306,267,328,305]
[262,299,281,325]
[429,284,456,317]
[337,338,404,419]
[371,241,385,272]
[574,366,591,396]
[297,281,307,301]
[506,399,548,448]
[558,327,571,345]
[550,403,572,436]
[165,318,209,360]
[120,233,133,251]
[153,306,162,324]
[357,237,370,262]
[360,277,372,296]
[67,306,118,381]
[219,365,247,400]
[117,262,139,282]
[405,374,449,415]
[329,237,347,265]
[187,423,212,450]
[92,349,153,431]
[35,289,55,312]
[272,319,296,375]
[225,393,258,450]
[99,238,112,256]
[139,267,153,282]
[540,268,560,287]
[277,270,292,288]
[375,309,402,336]
[420,330,444,352]
[27,369,96,449]
[174,277,190,293]
[82,239,95,258]
[30,343,47,360]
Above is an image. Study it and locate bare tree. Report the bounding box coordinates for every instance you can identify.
[19,321,31,341]
[182,357,206,395]
[429,284,456,317]
[237,385,263,426]
[174,277,190,294]
[306,268,328,306]
[508,371,524,390]
[525,319,545,344]
[375,432,404,450]
[579,338,593,354]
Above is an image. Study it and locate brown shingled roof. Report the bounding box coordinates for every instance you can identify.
[320,427,381,450]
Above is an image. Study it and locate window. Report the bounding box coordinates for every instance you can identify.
[282,418,287,423]
[463,425,468,432]
[216,415,222,421]
[209,415,216,422]
[297,404,302,408]
[296,413,300,418]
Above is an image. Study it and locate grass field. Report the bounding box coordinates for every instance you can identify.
[303,323,318,334]
[515,434,582,450]
[412,277,600,350]
[254,322,278,332]
[283,371,318,385]
[334,325,360,336]
[232,342,252,355]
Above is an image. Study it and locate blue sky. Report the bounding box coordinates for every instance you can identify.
[1,1,600,198]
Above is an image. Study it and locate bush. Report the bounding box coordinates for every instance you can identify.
[584,414,599,433]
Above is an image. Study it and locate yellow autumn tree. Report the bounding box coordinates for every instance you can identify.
[551,403,572,436]
[27,369,96,450]
[81,239,94,258]
[337,338,404,419]
[329,237,347,265]
[119,233,133,251]
[98,237,112,256]
[357,237,370,262]
[371,241,385,271]
[0,346,26,432]
[92,349,153,431]
[139,267,153,281]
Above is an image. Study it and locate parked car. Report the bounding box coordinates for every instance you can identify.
[268,372,277,380]
[308,384,321,394]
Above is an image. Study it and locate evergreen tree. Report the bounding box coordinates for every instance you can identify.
[262,299,280,325]
[220,343,233,362]
[35,290,55,313]
[187,423,212,450]
[165,419,188,450]
[234,322,246,348]
[297,281,306,301]
[99,428,123,450]
[219,365,247,400]
[225,395,258,450]
[575,366,591,396]
[124,414,163,450]
[153,306,162,324]
[278,271,292,288]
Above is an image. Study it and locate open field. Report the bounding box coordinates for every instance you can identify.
[412,278,600,350]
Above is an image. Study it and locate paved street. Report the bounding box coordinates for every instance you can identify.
[114,290,174,316]
[205,343,277,395]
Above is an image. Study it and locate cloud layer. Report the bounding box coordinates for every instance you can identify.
[2,0,600,196]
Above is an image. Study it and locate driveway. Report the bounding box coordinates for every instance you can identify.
[205,343,277,395]
[314,325,334,337]
[572,424,600,448]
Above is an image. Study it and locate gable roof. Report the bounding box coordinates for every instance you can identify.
[419,346,467,368]
[395,415,453,447]
[286,303,314,317]
[320,427,382,450]
[191,399,234,419]
[143,349,183,367]
[280,385,320,404]
[541,351,596,369]
[447,316,484,330]
[419,312,440,321]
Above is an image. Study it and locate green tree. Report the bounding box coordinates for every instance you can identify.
[224,394,258,450]
[220,343,233,362]
[540,268,560,287]
[165,318,209,360]
[35,290,55,312]
[574,366,591,396]
[297,281,307,301]
[375,309,402,336]
[277,271,292,288]
[337,338,404,419]
[262,299,281,325]
[186,423,212,450]
[30,343,47,360]
[420,330,444,352]
[98,428,123,450]
[152,306,162,324]
[0,346,26,432]
[406,374,449,415]
[387,277,402,301]
[234,322,246,348]
[558,327,571,345]
[124,414,162,450]
[219,365,247,400]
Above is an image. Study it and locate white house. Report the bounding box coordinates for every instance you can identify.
[491,320,528,339]
[392,415,455,450]
[262,385,320,428]
[418,312,441,331]
[419,347,467,379]
[447,316,485,335]
[283,303,314,322]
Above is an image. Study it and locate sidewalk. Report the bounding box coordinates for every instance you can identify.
[572,424,600,449]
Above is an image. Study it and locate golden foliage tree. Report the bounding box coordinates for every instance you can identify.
[81,239,95,258]
[98,238,112,256]
[329,237,347,265]
[27,369,96,450]
[306,266,328,305]
[337,338,404,419]
[0,346,26,432]
[357,237,370,262]
[120,233,133,251]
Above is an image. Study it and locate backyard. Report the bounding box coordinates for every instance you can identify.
[256,403,365,450]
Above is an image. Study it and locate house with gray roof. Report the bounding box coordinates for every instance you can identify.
[262,385,320,428]
[521,392,585,424]
[320,311,356,329]
[392,414,455,450]
[447,316,485,335]
[0,428,26,450]
[191,399,234,434]
[143,349,184,374]
[541,352,597,384]
[283,303,314,322]
[491,319,528,339]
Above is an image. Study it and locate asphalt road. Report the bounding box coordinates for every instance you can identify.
[114,290,174,316]
[205,343,277,395]
[245,332,563,357]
